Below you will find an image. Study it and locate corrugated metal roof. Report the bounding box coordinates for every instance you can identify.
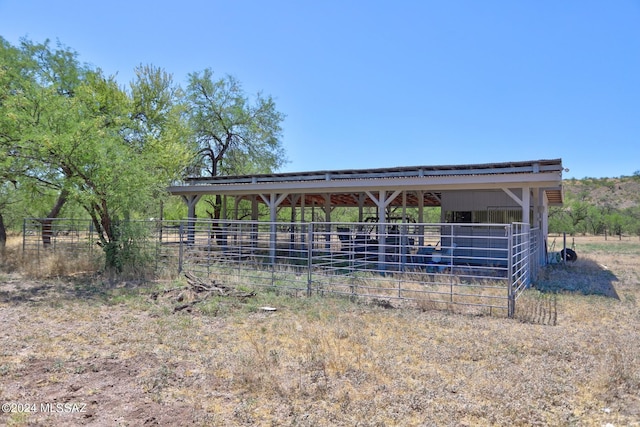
[169,159,564,207]
[182,158,564,185]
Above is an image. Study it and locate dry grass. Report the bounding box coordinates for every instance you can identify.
[0,235,639,426]
[1,235,102,279]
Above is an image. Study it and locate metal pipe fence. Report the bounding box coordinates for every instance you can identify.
[22,218,539,317]
[176,220,537,316]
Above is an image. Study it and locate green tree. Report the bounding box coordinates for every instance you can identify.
[0,37,90,246]
[566,200,589,233]
[185,69,286,221]
[549,200,588,235]
[585,205,606,235]
[0,39,20,251]
[2,37,193,271]
[128,64,194,219]
[67,69,191,270]
[2,37,287,270]
[625,206,640,238]
[548,207,574,235]
[605,212,626,240]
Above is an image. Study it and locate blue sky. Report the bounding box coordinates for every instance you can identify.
[1,0,639,179]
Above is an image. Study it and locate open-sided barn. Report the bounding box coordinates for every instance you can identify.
[167,158,564,316]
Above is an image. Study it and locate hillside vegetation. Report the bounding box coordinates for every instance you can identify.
[550,174,640,237]
[564,175,640,210]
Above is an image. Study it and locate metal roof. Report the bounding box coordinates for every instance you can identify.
[168,158,564,207]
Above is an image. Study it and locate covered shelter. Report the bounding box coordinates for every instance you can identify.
[168,158,563,246]
[167,158,564,316]
[169,158,563,269]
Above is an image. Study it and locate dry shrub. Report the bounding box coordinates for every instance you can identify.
[0,235,22,273]
[416,295,449,312]
[3,234,165,281]
[515,290,558,325]
[20,249,101,279]
[0,233,102,279]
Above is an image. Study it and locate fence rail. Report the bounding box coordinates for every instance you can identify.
[22,218,541,317]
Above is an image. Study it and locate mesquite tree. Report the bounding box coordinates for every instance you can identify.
[185,69,287,221]
[1,37,192,271]
[0,37,86,246]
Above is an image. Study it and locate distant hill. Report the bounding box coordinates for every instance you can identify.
[562,175,640,210]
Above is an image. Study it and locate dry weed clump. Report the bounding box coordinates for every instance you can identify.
[0,235,23,273]
[24,251,101,280]
[0,235,101,280]
[514,290,558,325]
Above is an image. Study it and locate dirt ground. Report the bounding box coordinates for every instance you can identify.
[0,236,639,426]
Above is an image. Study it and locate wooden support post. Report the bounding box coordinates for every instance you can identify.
[321,194,332,250]
[259,193,289,265]
[366,190,401,271]
[181,194,201,245]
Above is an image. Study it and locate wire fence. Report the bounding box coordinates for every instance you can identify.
[22,218,541,317]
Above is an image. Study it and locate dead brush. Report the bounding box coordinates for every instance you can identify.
[415,296,447,312]
[20,249,100,279]
[514,290,558,325]
[0,235,23,272]
[0,231,101,279]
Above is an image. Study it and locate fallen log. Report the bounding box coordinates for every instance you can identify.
[173,299,206,313]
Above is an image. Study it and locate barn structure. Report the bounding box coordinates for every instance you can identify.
[167,158,564,316]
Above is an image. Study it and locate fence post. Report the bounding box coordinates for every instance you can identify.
[178,222,184,274]
[89,220,94,257]
[507,224,515,318]
[449,224,454,303]
[270,220,277,266]
[307,222,313,297]
[207,221,212,276]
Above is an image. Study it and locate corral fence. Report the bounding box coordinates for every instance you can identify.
[22,218,542,317]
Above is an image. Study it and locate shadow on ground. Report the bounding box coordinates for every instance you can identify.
[0,273,151,305]
[534,258,619,299]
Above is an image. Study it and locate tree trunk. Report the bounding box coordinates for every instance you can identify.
[88,207,122,272]
[205,195,225,248]
[0,211,7,256]
[99,212,122,272]
[213,194,226,248]
[40,189,69,247]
